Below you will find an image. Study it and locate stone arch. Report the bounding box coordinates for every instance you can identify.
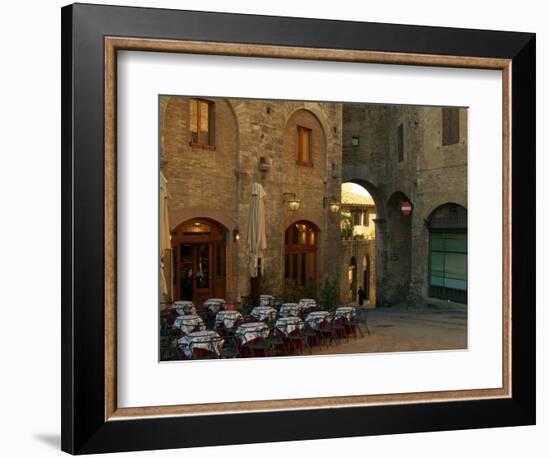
[342,177,386,219]
[341,178,384,306]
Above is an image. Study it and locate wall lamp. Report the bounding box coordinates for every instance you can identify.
[324,196,341,213]
[283,192,301,211]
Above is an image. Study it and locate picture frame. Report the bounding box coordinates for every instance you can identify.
[61,3,536,454]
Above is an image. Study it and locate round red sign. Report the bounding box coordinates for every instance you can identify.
[400,200,413,216]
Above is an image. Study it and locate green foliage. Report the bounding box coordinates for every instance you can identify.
[319,278,340,310]
[281,279,318,303]
[341,210,353,239]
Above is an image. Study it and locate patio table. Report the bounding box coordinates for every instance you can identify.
[279,303,300,317]
[172,314,205,335]
[298,298,317,313]
[250,306,277,322]
[236,322,270,356]
[177,330,223,359]
[335,306,356,321]
[304,311,330,330]
[171,300,197,316]
[203,298,226,314]
[235,322,270,345]
[214,310,243,331]
[275,316,305,336]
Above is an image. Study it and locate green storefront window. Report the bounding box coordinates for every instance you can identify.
[429,231,467,302]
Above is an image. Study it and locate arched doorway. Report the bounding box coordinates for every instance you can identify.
[427,203,467,303]
[171,218,227,304]
[348,256,357,301]
[284,221,317,287]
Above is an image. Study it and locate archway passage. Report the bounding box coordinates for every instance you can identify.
[341,181,377,305]
[171,218,227,305]
[284,221,317,287]
[427,203,467,304]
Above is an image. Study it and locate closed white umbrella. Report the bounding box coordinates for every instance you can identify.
[246,182,267,278]
[160,172,171,298]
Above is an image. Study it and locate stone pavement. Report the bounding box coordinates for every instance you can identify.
[309,303,467,356]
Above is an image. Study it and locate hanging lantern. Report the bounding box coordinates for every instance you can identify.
[288,194,301,211]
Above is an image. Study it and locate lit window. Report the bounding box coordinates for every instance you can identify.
[297,126,312,166]
[189,99,215,148]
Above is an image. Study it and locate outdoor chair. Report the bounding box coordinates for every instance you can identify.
[318,318,336,347]
[197,309,214,330]
[303,324,319,350]
[346,315,365,339]
[331,317,348,343]
[268,328,287,356]
[190,337,221,360]
[219,336,241,359]
[286,325,308,355]
[355,308,371,335]
[243,330,271,357]
[160,336,178,360]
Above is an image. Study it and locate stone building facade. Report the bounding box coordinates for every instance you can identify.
[342,104,468,306]
[160,96,343,305]
[160,96,467,308]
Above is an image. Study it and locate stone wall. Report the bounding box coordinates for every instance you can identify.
[342,104,467,305]
[160,96,342,302]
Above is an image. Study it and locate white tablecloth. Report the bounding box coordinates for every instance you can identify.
[304,311,330,330]
[275,316,304,336]
[298,298,317,312]
[279,303,300,317]
[335,306,356,321]
[235,322,269,344]
[251,306,277,322]
[172,314,205,335]
[177,330,223,359]
[204,298,226,313]
[214,310,243,330]
[171,301,197,316]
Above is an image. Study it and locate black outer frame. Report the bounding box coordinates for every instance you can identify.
[61,3,536,455]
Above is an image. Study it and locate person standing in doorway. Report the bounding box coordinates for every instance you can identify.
[358,286,367,306]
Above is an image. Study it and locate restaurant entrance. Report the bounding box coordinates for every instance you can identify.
[171,218,227,305]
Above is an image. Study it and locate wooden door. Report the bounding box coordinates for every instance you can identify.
[171,218,227,305]
[193,243,212,305]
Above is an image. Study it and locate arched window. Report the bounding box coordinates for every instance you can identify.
[284,221,317,287]
[427,204,467,303]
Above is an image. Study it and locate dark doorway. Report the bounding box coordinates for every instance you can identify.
[171,218,227,305]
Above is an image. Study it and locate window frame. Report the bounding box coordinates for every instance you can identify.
[189,98,216,149]
[296,125,313,166]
